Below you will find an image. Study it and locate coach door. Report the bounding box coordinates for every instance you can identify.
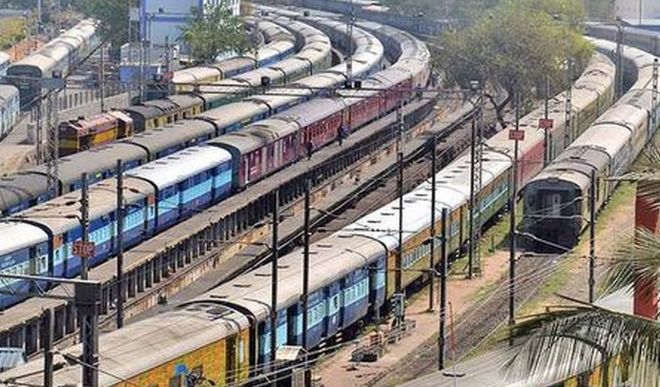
[226,335,238,384]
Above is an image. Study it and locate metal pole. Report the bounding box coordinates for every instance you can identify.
[544,76,550,166]
[99,44,105,111]
[81,172,90,280]
[346,0,354,83]
[116,160,124,328]
[77,282,101,387]
[616,20,625,98]
[589,170,596,303]
[396,99,404,294]
[438,208,448,371]
[139,37,145,103]
[302,178,312,387]
[270,190,280,368]
[42,309,53,387]
[652,59,658,133]
[428,136,437,312]
[37,0,42,33]
[564,59,573,149]
[165,36,172,95]
[449,301,457,387]
[509,93,520,343]
[468,117,476,279]
[639,0,643,25]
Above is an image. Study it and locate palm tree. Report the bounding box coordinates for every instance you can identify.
[503,186,660,386]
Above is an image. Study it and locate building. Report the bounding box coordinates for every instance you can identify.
[138,0,241,47]
[615,0,660,20]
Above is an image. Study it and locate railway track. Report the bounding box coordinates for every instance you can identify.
[46,90,486,352]
[369,253,565,385]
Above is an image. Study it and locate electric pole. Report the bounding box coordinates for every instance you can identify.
[302,178,312,387]
[396,98,405,294]
[438,208,448,370]
[99,44,105,111]
[652,58,658,133]
[508,92,522,344]
[544,76,551,166]
[616,19,625,98]
[428,136,437,312]
[564,58,573,149]
[270,190,280,374]
[81,172,90,281]
[468,81,483,279]
[346,0,354,84]
[589,171,596,303]
[116,160,125,328]
[42,309,53,387]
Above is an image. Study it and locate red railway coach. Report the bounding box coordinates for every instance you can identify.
[274,97,348,153]
[210,132,267,188]
[246,120,300,173]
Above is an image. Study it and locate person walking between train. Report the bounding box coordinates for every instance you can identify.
[306,140,314,160]
[338,124,348,146]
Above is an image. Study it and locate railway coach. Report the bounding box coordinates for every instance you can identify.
[523,43,660,249]
[54,17,322,154]
[0,46,616,386]
[0,20,410,311]
[0,11,621,387]
[0,16,382,218]
[171,18,297,93]
[6,20,98,110]
[0,84,19,139]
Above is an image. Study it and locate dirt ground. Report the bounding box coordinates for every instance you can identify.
[313,251,511,387]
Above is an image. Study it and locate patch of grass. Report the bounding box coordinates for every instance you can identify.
[0,18,25,50]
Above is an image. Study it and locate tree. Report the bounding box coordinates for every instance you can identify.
[180,1,251,65]
[434,0,592,127]
[73,0,132,51]
[505,300,660,386]
[505,219,660,385]
[583,0,615,21]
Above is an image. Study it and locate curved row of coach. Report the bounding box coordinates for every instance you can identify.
[0,14,337,217]
[0,14,425,311]
[0,27,628,387]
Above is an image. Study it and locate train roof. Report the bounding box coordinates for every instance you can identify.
[294,71,345,89]
[197,101,270,131]
[20,178,152,235]
[208,131,266,154]
[527,148,607,192]
[196,232,385,321]
[141,99,179,113]
[0,306,248,385]
[568,123,631,160]
[244,118,300,141]
[172,66,221,85]
[211,56,255,72]
[0,84,18,101]
[127,145,231,189]
[54,143,147,185]
[273,97,346,128]
[123,105,164,120]
[0,172,48,213]
[124,120,216,153]
[9,19,97,71]
[0,221,49,256]
[166,93,204,110]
